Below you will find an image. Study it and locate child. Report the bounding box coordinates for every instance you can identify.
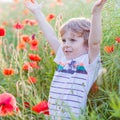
[25,0,107,119]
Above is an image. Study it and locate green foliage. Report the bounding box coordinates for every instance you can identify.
[0,0,120,119]
[109,92,120,118]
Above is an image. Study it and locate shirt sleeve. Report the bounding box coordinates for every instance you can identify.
[89,54,102,83]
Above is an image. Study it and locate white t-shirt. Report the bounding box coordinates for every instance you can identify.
[48,46,101,120]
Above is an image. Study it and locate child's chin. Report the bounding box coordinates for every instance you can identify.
[65,55,74,60]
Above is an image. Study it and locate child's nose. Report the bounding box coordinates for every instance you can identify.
[65,41,70,47]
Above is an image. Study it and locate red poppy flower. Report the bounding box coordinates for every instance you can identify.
[17,41,26,50]
[13,0,19,3]
[3,68,14,76]
[29,19,37,26]
[23,19,30,24]
[104,45,114,53]
[2,21,8,27]
[22,19,37,26]
[55,0,63,5]
[0,92,18,116]
[22,62,39,71]
[28,54,41,62]
[27,76,37,84]
[13,22,24,30]
[46,13,55,22]
[22,63,29,71]
[115,37,120,43]
[0,27,6,37]
[32,101,49,115]
[91,82,99,93]
[21,35,31,43]
[29,39,39,50]
[23,9,30,15]
[24,102,30,108]
[29,62,39,69]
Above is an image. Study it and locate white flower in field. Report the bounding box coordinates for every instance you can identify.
[96,68,107,86]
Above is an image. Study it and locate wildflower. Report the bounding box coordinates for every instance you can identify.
[29,62,39,69]
[27,76,37,84]
[91,82,99,93]
[32,101,49,115]
[104,45,114,53]
[28,54,41,62]
[29,39,39,50]
[32,34,35,40]
[22,62,39,71]
[50,50,55,56]
[21,34,31,43]
[0,27,6,37]
[23,19,30,25]
[23,9,29,15]
[29,19,37,26]
[17,41,26,50]
[13,22,24,30]
[13,0,19,3]
[49,3,56,8]
[46,13,55,22]
[2,21,8,26]
[22,63,30,71]
[24,102,30,108]
[22,19,37,26]
[115,37,120,43]
[3,68,14,76]
[0,92,18,116]
[55,0,63,6]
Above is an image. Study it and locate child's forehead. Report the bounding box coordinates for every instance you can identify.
[66,30,83,37]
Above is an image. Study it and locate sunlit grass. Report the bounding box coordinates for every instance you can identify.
[0,0,120,119]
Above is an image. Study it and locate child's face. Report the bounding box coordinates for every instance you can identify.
[61,30,88,60]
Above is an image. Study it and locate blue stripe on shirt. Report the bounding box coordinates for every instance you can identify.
[50,91,83,98]
[52,80,86,87]
[51,85,84,93]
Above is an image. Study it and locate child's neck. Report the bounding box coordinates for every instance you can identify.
[66,51,88,61]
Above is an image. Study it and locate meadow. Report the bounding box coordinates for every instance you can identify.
[0,0,120,120]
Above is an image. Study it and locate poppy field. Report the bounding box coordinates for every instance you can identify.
[0,0,120,120]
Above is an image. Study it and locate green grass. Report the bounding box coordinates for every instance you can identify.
[0,0,120,119]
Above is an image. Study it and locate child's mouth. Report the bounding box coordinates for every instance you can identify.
[64,51,72,54]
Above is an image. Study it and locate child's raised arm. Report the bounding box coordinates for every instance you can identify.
[25,0,60,53]
[88,0,107,63]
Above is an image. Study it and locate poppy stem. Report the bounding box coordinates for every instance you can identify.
[0,37,3,61]
[17,30,20,46]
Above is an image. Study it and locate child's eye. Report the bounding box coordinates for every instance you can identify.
[70,39,76,42]
[62,39,66,43]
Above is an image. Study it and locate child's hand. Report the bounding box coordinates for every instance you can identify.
[92,0,107,14]
[25,0,43,14]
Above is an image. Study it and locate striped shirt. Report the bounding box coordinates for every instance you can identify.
[48,47,101,120]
